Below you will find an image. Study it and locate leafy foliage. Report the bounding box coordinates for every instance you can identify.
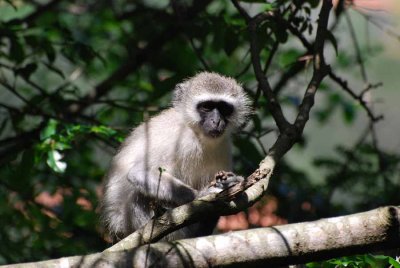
[307,254,400,268]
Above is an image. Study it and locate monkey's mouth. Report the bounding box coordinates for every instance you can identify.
[206,129,224,138]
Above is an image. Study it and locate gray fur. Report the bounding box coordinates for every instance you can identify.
[101,72,251,241]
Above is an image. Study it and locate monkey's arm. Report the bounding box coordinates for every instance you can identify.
[127,168,197,205]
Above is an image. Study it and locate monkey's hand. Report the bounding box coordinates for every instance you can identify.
[197,171,244,198]
[201,171,244,194]
[212,171,244,189]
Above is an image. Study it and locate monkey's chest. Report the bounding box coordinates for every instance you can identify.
[177,151,231,190]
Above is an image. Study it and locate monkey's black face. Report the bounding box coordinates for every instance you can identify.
[197,101,234,138]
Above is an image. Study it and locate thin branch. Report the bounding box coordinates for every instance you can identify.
[294,0,332,132]
[362,15,400,41]
[325,123,371,211]
[272,3,346,95]
[277,7,383,124]
[0,80,30,105]
[329,71,383,122]
[344,11,368,83]
[263,40,279,74]
[187,36,210,71]
[360,82,383,98]
[0,102,20,113]
[235,60,252,79]
[231,0,251,22]
[273,60,307,94]
[232,1,290,131]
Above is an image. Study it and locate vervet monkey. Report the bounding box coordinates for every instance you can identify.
[101,72,251,241]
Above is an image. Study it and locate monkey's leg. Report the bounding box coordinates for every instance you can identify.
[127,168,197,205]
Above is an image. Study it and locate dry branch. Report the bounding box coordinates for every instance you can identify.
[6,206,400,268]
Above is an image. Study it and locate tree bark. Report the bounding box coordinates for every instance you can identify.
[4,206,399,268]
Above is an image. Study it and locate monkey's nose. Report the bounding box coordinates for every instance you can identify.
[211,119,222,128]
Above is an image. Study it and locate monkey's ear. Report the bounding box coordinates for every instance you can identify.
[172,82,186,105]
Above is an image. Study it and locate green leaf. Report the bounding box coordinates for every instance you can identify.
[342,102,355,124]
[274,25,288,43]
[54,141,71,150]
[388,257,400,268]
[261,3,277,11]
[307,0,320,8]
[3,0,18,10]
[0,117,8,134]
[16,63,38,79]
[42,40,56,63]
[9,37,25,63]
[46,150,66,173]
[223,28,238,56]
[42,62,65,79]
[40,119,58,140]
[90,125,117,137]
[279,49,302,67]
[20,149,35,172]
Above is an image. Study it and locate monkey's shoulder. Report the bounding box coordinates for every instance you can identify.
[115,108,196,160]
[127,108,188,141]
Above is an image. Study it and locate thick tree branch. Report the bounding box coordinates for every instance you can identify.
[8,206,400,267]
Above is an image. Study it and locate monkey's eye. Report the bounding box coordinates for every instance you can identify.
[197,101,215,112]
[218,102,234,117]
[197,101,234,117]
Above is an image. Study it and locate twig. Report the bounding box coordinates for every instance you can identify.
[263,40,279,74]
[329,71,383,122]
[242,7,291,131]
[271,2,346,95]
[277,9,383,124]
[344,11,368,83]
[294,0,332,132]
[325,123,371,210]
[362,15,400,41]
[360,82,383,98]
[0,80,30,105]
[187,36,210,71]
[231,0,251,22]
